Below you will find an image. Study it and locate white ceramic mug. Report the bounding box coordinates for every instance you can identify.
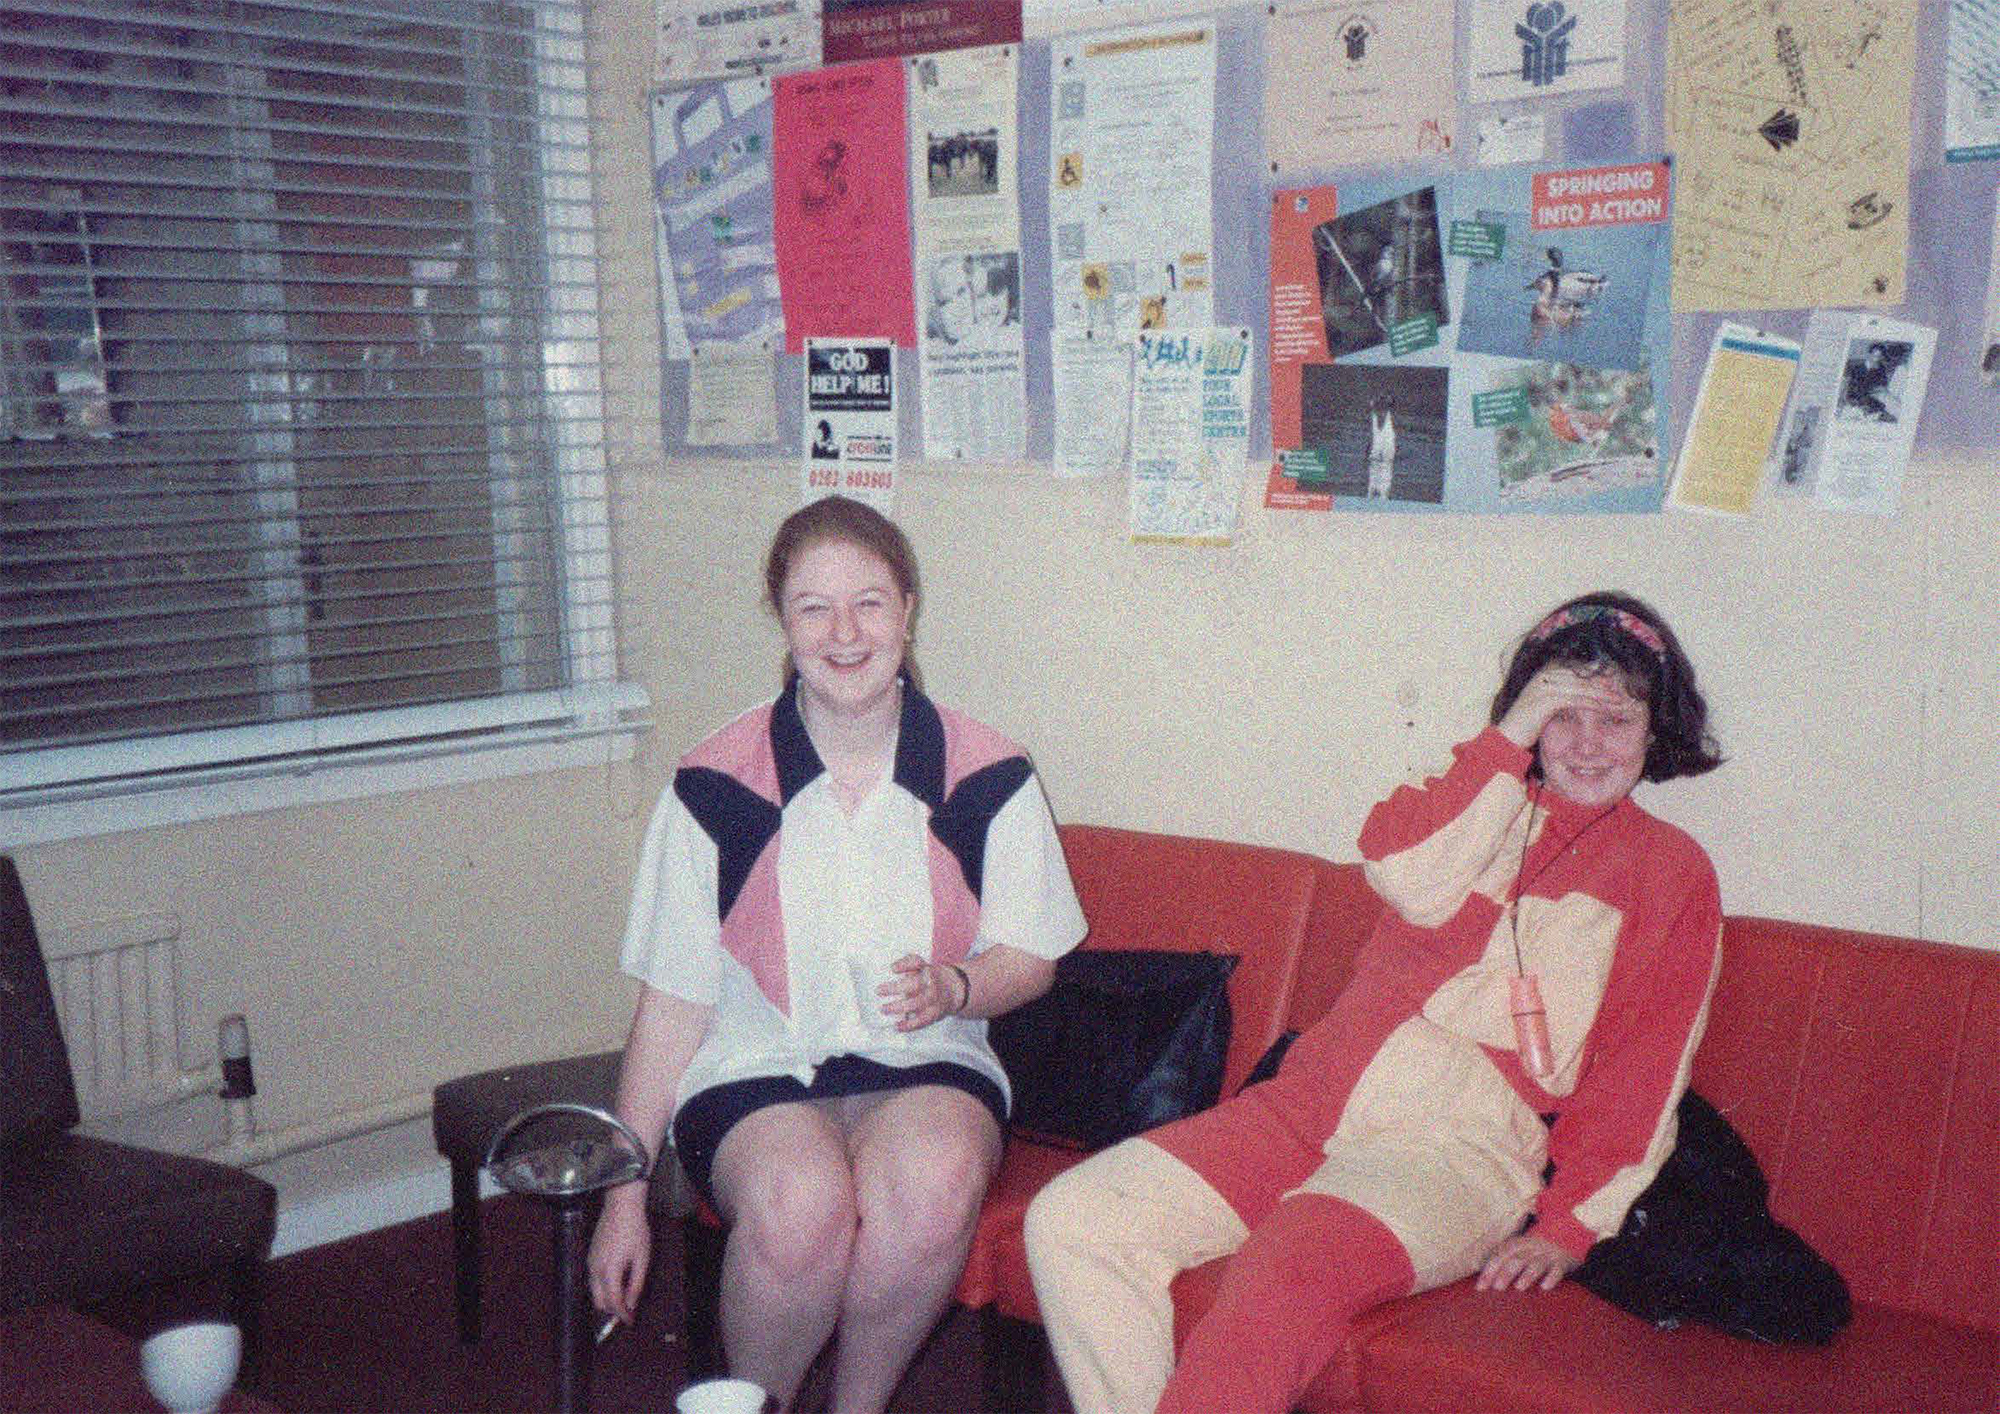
[675,1376,769,1414]
[139,1320,241,1414]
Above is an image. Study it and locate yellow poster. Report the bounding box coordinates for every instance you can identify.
[1668,324,1800,515]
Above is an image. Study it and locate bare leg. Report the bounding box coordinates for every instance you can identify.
[710,1103,857,1408]
[826,1086,1002,1414]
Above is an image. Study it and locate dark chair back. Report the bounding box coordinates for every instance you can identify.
[1,857,82,1142]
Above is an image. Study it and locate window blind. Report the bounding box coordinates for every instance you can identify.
[0,0,629,806]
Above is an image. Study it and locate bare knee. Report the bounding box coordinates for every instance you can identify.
[728,1161,857,1281]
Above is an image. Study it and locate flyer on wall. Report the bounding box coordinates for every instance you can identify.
[651,79,781,359]
[1265,156,1674,514]
[773,58,917,352]
[1768,311,1934,516]
[1668,323,1800,516]
[1466,0,1628,105]
[1945,0,2000,162]
[823,0,1020,64]
[909,45,1026,463]
[1666,0,1913,311]
[655,0,819,86]
[1262,0,1456,174]
[1129,327,1253,545]
[803,337,898,510]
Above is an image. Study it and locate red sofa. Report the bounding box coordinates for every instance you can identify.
[953,824,2000,1414]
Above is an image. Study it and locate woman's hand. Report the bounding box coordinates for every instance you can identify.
[1475,1232,1579,1293]
[1497,664,1634,750]
[587,1184,652,1325]
[885,953,966,1030]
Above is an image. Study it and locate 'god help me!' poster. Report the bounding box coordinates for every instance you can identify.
[1266,156,1674,514]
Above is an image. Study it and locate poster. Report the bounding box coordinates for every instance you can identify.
[1666,0,1914,312]
[823,0,1019,64]
[803,337,897,509]
[1668,323,1799,516]
[1047,20,1216,338]
[1129,328,1253,545]
[1947,0,2000,162]
[1052,331,1131,478]
[909,46,1026,462]
[773,59,917,352]
[651,80,781,358]
[1266,157,1674,514]
[1770,311,1935,515]
[1467,0,1628,105]
[655,1,819,86]
[1262,0,1455,174]
[688,348,780,445]
[1048,19,1215,480]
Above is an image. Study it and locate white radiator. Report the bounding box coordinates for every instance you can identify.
[46,913,220,1120]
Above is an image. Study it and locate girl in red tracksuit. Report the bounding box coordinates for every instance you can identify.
[1026,591,1726,1414]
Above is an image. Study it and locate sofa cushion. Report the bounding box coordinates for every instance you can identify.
[991,949,1237,1150]
[953,1137,1091,1320]
[1695,918,2000,1334]
[0,1132,276,1313]
[1343,1282,1999,1414]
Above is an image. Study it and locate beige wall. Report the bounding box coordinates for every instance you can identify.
[9,0,1996,1215]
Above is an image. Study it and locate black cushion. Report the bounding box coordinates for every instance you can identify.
[1,858,82,1144]
[1,1132,277,1313]
[990,949,1237,1150]
[1570,1089,1852,1344]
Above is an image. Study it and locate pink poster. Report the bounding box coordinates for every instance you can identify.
[773,59,917,353]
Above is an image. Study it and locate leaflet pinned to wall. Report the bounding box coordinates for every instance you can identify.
[804,337,898,509]
[909,45,1026,463]
[655,1,819,86]
[773,58,917,352]
[1266,157,1675,514]
[1770,312,1935,515]
[1666,0,1913,311]
[1047,19,1215,477]
[1262,0,1455,175]
[1667,324,1799,516]
[1946,0,2000,162]
[1129,328,1252,545]
[1467,0,1629,105]
[651,80,781,359]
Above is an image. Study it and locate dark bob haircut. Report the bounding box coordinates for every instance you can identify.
[1489,590,1723,783]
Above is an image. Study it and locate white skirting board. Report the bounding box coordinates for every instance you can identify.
[270,1159,502,1259]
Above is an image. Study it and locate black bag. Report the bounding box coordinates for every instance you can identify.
[989,949,1237,1150]
[1570,1089,1852,1344]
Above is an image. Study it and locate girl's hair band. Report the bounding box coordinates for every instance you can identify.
[1527,604,1667,661]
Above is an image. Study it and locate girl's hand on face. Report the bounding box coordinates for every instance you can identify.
[1497,664,1634,750]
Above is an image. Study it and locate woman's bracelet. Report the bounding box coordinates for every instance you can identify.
[945,963,972,1016]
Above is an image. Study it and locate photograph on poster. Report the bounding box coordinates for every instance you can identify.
[1836,338,1914,423]
[923,251,1020,347]
[1457,216,1659,370]
[1311,186,1449,359]
[1491,362,1659,502]
[925,125,1000,197]
[1296,363,1448,503]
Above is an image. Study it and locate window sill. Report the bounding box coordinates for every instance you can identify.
[1,683,652,848]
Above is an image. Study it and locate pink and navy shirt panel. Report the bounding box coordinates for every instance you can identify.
[672,677,1034,1017]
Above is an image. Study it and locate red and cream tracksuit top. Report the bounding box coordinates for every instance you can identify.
[1163,727,1722,1260]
